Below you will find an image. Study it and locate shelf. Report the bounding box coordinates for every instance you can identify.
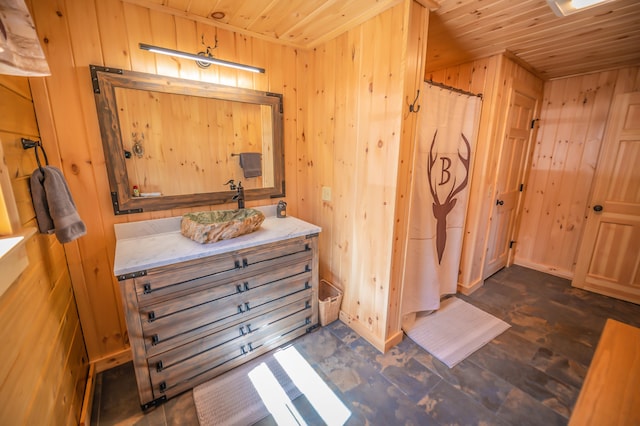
[0,227,37,297]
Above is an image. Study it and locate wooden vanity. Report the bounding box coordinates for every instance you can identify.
[113,208,321,410]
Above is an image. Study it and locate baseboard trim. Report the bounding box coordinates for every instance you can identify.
[339,310,393,353]
[457,277,484,295]
[384,330,404,352]
[79,363,96,426]
[512,259,573,280]
[93,347,132,373]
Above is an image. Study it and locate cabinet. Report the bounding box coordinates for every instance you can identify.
[117,233,319,410]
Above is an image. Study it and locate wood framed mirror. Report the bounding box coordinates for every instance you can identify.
[90,65,284,215]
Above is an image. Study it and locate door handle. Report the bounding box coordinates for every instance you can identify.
[496,199,504,206]
[593,205,603,212]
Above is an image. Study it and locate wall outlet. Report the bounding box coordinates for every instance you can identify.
[322,186,332,201]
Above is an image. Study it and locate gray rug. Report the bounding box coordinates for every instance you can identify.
[403,297,510,368]
[193,352,302,426]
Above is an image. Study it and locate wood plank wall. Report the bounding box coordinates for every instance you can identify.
[296,1,428,351]
[427,54,544,291]
[27,0,298,364]
[116,91,268,194]
[0,76,88,425]
[515,66,640,278]
[27,0,424,360]
[429,58,640,283]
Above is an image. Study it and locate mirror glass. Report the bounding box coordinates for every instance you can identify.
[91,65,284,214]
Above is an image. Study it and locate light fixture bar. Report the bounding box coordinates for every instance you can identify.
[139,43,265,74]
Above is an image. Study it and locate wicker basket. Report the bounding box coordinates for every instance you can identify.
[319,279,343,326]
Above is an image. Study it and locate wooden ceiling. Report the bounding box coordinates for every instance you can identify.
[124,0,406,49]
[126,0,640,79]
[427,0,640,79]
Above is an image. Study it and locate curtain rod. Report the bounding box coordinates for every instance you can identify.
[424,79,483,100]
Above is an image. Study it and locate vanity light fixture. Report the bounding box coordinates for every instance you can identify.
[546,0,616,16]
[138,43,265,74]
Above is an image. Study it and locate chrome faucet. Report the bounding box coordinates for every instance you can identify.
[225,179,245,209]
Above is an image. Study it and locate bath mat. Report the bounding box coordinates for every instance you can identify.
[403,297,510,368]
[192,352,302,426]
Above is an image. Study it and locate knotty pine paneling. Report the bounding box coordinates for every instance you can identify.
[27,0,298,363]
[297,1,428,351]
[430,59,640,283]
[28,0,126,366]
[387,2,430,339]
[126,0,403,51]
[426,0,640,80]
[515,66,640,278]
[115,91,267,194]
[28,0,428,359]
[0,76,88,425]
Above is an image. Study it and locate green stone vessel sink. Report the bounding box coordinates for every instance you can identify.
[180,209,265,244]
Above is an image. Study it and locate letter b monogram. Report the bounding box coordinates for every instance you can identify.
[439,156,451,185]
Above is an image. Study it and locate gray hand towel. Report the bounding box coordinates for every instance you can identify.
[30,166,87,244]
[239,152,262,178]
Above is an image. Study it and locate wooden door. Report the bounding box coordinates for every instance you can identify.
[572,92,640,304]
[484,85,538,279]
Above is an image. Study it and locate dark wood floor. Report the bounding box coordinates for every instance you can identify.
[90,265,640,425]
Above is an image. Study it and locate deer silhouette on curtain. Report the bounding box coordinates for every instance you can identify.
[427,130,471,264]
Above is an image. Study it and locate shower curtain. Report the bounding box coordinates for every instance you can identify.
[401,82,482,325]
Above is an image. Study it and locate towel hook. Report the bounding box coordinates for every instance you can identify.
[409,90,421,113]
[22,138,49,174]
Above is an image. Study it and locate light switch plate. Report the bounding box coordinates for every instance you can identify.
[322,186,332,201]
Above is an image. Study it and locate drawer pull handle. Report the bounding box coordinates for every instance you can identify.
[246,324,252,333]
[305,243,310,251]
[248,342,254,352]
[241,345,247,355]
[148,311,156,321]
[151,334,159,345]
[239,326,245,336]
[156,360,163,372]
[304,282,310,289]
[305,264,311,272]
[143,283,152,294]
[236,282,250,293]
[234,259,249,269]
[159,382,167,393]
[244,302,251,311]
[305,301,311,309]
[238,304,244,313]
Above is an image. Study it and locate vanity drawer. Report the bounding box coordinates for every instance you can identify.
[146,300,312,399]
[139,256,312,321]
[133,236,313,306]
[141,274,313,355]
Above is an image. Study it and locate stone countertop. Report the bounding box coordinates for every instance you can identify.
[113,206,321,277]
